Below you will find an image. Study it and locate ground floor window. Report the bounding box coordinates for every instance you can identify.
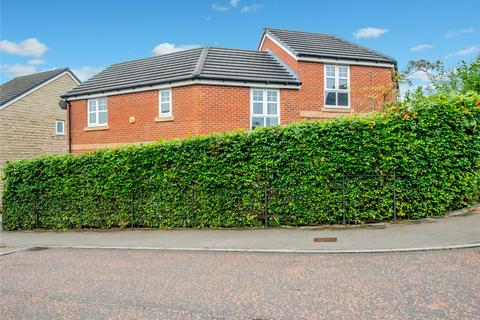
[55,120,65,135]
[251,88,279,129]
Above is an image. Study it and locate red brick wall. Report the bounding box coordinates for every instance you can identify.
[69,85,253,152]
[260,36,299,74]
[350,65,396,112]
[69,38,395,153]
[69,86,199,152]
[260,34,395,120]
[195,85,250,135]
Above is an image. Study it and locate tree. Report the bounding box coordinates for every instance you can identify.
[402,55,480,94]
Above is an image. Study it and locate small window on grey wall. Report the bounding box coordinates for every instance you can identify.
[56,120,65,135]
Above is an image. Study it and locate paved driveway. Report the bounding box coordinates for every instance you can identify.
[1,248,479,319]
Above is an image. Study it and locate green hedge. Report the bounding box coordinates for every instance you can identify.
[2,93,480,230]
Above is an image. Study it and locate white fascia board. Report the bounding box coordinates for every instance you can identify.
[258,34,298,61]
[0,71,79,110]
[299,57,394,68]
[65,79,301,101]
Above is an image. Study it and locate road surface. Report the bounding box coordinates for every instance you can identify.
[1,248,479,319]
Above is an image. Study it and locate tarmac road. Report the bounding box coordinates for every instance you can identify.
[1,247,479,319]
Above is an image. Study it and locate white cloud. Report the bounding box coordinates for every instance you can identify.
[444,28,474,38]
[0,38,47,57]
[1,63,38,78]
[27,59,45,65]
[445,45,480,58]
[409,70,430,83]
[211,3,230,11]
[230,0,240,7]
[152,43,200,56]
[240,4,263,13]
[399,71,433,98]
[71,66,104,82]
[353,27,389,39]
[410,44,433,52]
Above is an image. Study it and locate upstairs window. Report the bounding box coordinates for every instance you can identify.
[159,89,172,117]
[55,120,65,135]
[325,65,350,108]
[251,89,279,129]
[87,97,108,127]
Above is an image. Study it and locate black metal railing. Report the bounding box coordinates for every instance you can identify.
[10,171,479,230]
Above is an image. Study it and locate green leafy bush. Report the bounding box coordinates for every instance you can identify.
[2,93,479,230]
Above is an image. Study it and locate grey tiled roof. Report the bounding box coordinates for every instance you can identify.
[64,47,300,98]
[264,28,396,64]
[0,68,76,107]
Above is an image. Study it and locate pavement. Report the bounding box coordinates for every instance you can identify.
[1,205,479,254]
[1,247,479,319]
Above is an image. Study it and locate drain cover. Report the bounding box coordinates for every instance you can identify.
[27,247,49,251]
[313,237,337,242]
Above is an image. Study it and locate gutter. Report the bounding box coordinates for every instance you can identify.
[63,76,301,101]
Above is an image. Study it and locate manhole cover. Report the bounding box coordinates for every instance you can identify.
[313,237,337,242]
[28,247,49,252]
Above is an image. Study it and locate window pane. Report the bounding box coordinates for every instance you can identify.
[253,102,263,114]
[98,99,107,111]
[326,78,335,89]
[161,102,170,113]
[56,121,64,134]
[252,117,264,129]
[161,91,170,102]
[267,102,277,115]
[98,98,107,110]
[326,66,335,77]
[339,79,348,90]
[338,93,349,106]
[267,90,277,102]
[252,90,263,102]
[266,117,278,126]
[98,111,107,124]
[88,100,96,112]
[339,66,348,78]
[326,91,336,105]
[89,112,96,124]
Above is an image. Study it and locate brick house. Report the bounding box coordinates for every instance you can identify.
[63,28,397,153]
[0,68,80,203]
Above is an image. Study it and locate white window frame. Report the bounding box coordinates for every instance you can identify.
[324,64,350,109]
[87,97,108,127]
[250,88,280,129]
[158,89,172,117]
[55,120,65,135]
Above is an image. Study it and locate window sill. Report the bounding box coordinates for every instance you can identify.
[84,125,109,132]
[155,116,174,122]
[322,107,352,113]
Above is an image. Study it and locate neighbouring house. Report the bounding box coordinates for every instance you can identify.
[0,68,80,204]
[63,28,397,153]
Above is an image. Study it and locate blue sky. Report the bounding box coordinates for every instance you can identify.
[1,0,479,89]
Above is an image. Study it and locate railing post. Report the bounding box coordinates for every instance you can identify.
[191,182,195,227]
[131,188,135,228]
[393,173,397,222]
[34,195,39,229]
[264,184,269,227]
[342,173,346,224]
[80,202,83,229]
